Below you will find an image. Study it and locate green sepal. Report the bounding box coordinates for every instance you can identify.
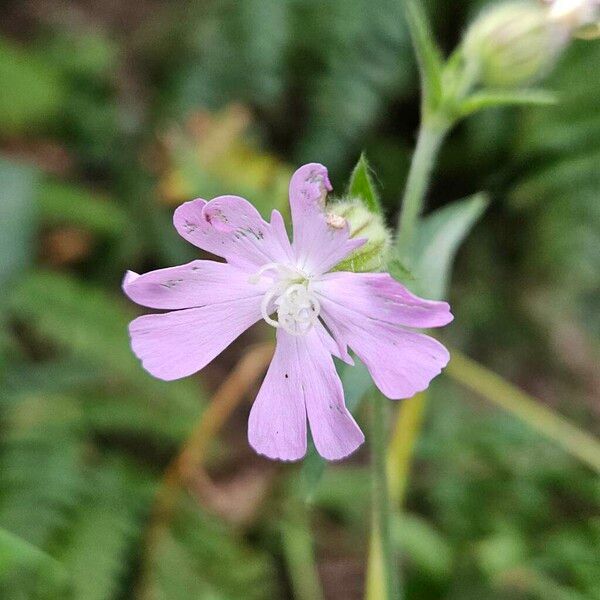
[347,153,382,214]
[332,155,391,273]
[387,258,416,286]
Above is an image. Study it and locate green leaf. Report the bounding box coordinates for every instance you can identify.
[402,0,444,114]
[3,360,103,397]
[411,193,489,299]
[391,513,454,579]
[347,153,382,213]
[458,89,558,118]
[140,493,279,599]
[0,527,70,599]
[0,159,39,287]
[7,271,205,440]
[59,459,151,600]
[38,179,127,236]
[0,38,64,134]
[0,394,85,548]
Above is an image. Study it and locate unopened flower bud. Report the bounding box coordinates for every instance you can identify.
[328,199,391,273]
[546,0,600,39]
[463,1,563,88]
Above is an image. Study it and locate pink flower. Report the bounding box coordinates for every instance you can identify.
[123,164,453,461]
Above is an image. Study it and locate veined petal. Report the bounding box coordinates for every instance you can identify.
[248,328,364,462]
[247,331,307,462]
[314,272,453,329]
[123,260,266,310]
[317,277,451,399]
[173,196,293,269]
[128,297,262,381]
[288,163,365,275]
[314,319,354,366]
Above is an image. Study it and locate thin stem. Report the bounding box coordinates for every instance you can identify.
[368,392,401,599]
[395,122,448,260]
[446,349,600,473]
[281,499,325,600]
[387,391,427,508]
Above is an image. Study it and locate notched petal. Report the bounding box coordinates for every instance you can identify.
[173,195,292,268]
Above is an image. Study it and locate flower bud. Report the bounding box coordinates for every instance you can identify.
[463,1,563,88]
[547,0,600,39]
[328,199,391,273]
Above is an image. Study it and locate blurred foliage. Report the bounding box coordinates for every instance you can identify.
[0,0,598,598]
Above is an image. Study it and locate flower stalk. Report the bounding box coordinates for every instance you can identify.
[369,391,401,600]
[370,71,451,600]
[395,122,448,260]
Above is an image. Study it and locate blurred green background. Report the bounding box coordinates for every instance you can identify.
[0,1,599,599]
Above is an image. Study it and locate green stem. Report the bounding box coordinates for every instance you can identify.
[368,114,449,599]
[369,392,401,599]
[447,350,600,473]
[281,499,324,600]
[395,122,448,260]
[387,391,427,508]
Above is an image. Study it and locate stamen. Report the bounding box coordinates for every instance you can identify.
[248,262,282,284]
[250,263,321,335]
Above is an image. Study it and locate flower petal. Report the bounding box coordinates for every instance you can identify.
[288,163,365,275]
[128,297,262,381]
[314,272,453,328]
[316,274,451,399]
[247,332,307,462]
[173,196,293,269]
[314,319,354,366]
[248,328,364,461]
[123,260,266,310]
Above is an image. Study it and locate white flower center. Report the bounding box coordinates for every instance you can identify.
[249,263,321,336]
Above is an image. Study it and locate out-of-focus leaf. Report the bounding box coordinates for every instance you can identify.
[447,349,600,473]
[159,107,291,219]
[80,391,199,445]
[3,360,103,397]
[410,192,488,299]
[38,180,127,236]
[59,459,152,600]
[391,513,453,579]
[347,153,382,213]
[7,271,204,439]
[508,42,600,324]
[40,31,117,79]
[402,0,444,114]
[296,0,414,169]
[0,38,64,133]
[0,159,39,287]
[0,527,70,599]
[173,0,287,114]
[0,394,84,548]
[310,466,370,523]
[476,530,527,578]
[139,493,278,600]
[458,89,558,118]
